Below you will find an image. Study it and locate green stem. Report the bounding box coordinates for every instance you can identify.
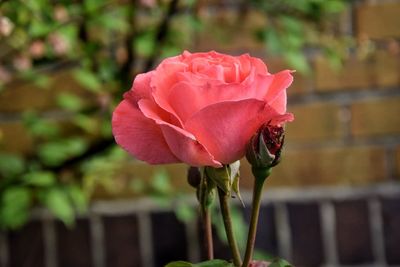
[201,206,214,260]
[242,170,268,267]
[218,188,242,267]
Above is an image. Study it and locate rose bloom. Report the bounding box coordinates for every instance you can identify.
[112,51,294,167]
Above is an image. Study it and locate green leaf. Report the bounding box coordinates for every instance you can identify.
[73,114,98,134]
[150,169,172,195]
[285,51,310,74]
[66,185,88,214]
[43,187,74,226]
[38,137,88,166]
[0,187,31,229]
[0,153,25,178]
[135,31,156,57]
[57,92,85,112]
[269,258,293,267]
[165,259,233,267]
[22,171,55,186]
[22,111,59,138]
[73,69,101,92]
[175,201,196,223]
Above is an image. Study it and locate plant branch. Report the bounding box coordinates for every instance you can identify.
[218,188,242,267]
[144,0,180,71]
[241,176,267,267]
[201,207,214,260]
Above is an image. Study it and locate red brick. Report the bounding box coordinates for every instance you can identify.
[286,103,345,143]
[241,146,388,187]
[0,70,95,112]
[356,2,400,39]
[0,122,33,154]
[314,56,373,91]
[314,52,400,91]
[351,97,400,137]
[193,9,266,52]
[374,51,400,88]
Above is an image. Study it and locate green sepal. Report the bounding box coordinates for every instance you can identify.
[258,134,275,168]
[251,166,271,182]
[197,167,216,210]
[165,259,234,267]
[205,165,231,194]
[205,161,240,196]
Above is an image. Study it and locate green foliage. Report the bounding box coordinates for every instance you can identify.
[252,0,349,73]
[0,153,25,179]
[38,137,88,166]
[269,258,293,267]
[0,187,32,229]
[166,259,233,267]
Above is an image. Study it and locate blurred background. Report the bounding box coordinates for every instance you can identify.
[0,0,400,266]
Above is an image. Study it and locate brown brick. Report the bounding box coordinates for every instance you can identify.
[356,2,400,39]
[194,9,265,52]
[0,70,94,112]
[396,146,400,179]
[314,56,373,91]
[286,102,344,143]
[241,146,387,187]
[314,52,400,91]
[374,51,400,88]
[351,97,400,137]
[0,122,33,154]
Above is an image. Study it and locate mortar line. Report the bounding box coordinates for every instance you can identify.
[89,213,105,267]
[368,198,387,266]
[137,212,155,267]
[274,202,292,261]
[0,231,9,267]
[320,201,339,266]
[42,216,58,267]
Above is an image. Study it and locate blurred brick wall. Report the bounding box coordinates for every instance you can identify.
[191,0,400,189]
[2,1,400,193]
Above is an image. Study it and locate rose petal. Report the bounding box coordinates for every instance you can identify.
[123,72,154,106]
[151,60,187,116]
[112,100,179,164]
[160,124,222,167]
[138,99,221,167]
[184,99,286,164]
[168,76,267,123]
[264,70,294,114]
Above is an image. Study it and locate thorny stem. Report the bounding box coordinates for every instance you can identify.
[218,188,242,267]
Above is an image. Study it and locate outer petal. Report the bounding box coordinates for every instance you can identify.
[112,100,179,164]
[123,72,154,106]
[264,70,294,114]
[138,99,222,167]
[184,99,290,164]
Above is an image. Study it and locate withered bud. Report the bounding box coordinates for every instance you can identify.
[246,124,285,169]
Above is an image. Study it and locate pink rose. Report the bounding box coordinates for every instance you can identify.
[112,51,294,167]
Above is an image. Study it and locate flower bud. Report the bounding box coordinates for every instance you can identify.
[246,124,285,169]
[187,166,201,188]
